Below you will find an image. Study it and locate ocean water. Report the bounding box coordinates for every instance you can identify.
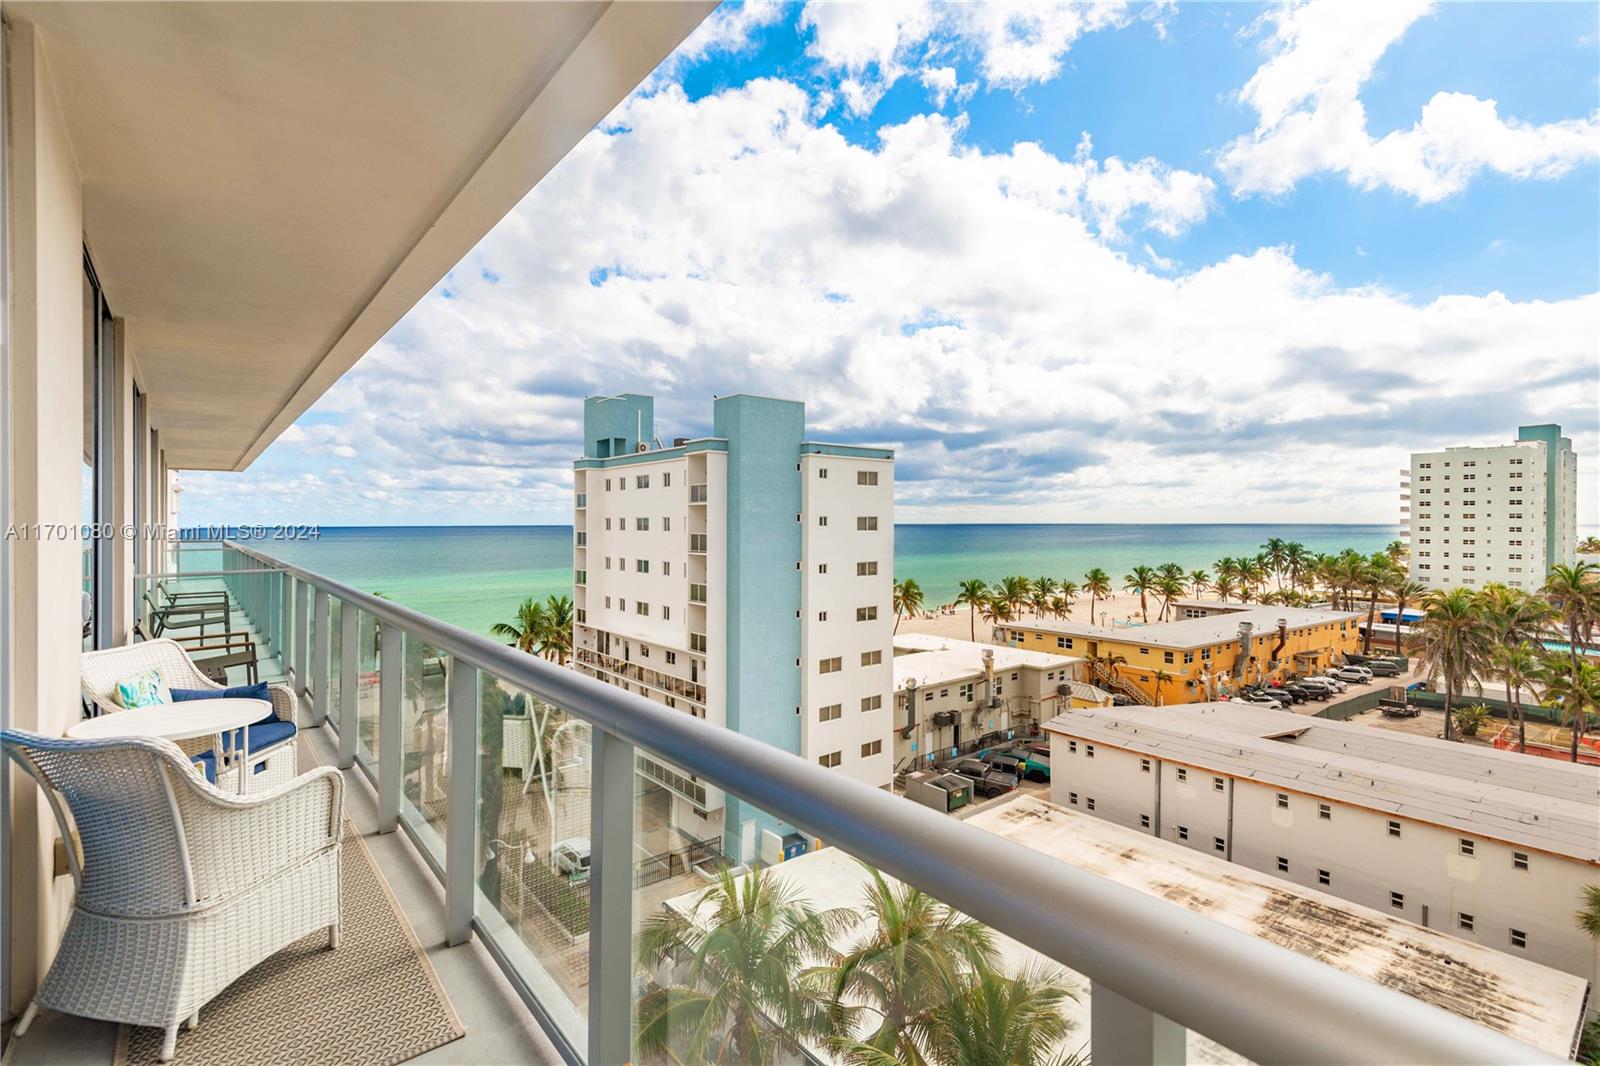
[243,523,1398,636]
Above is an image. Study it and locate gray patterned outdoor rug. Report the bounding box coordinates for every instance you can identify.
[116,760,465,1064]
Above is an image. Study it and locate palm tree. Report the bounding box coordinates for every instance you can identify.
[1188,570,1210,599]
[1082,569,1111,624]
[539,594,575,664]
[1578,535,1600,554]
[917,964,1079,1066]
[1056,580,1079,619]
[637,867,851,1065]
[1543,562,1599,665]
[491,596,548,654]
[1540,657,1600,763]
[1576,884,1600,940]
[1261,537,1289,590]
[1491,642,1542,753]
[1213,572,1238,603]
[1389,578,1427,652]
[1414,588,1494,742]
[1028,577,1058,619]
[893,578,925,633]
[1151,668,1173,707]
[1283,541,1310,591]
[997,576,1032,620]
[1359,554,1397,655]
[1154,575,1185,622]
[1384,539,1409,565]
[820,866,996,1065]
[1123,566,1156,623]
[955,579,989,642]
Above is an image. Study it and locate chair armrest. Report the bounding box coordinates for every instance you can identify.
[175,766,344,906]
[268,683,299,726]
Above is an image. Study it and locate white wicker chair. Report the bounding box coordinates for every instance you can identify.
[81,638,299,791]
[2,729,342,1062]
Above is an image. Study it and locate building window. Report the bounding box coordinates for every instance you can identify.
[818,611,828,622]
[1140,814,1151,828]
[663,472,671,486]
[1510,929,1526,949]
[1318,869,1330,886]
[662,606,671,621]
[665,651,676,665]
[819,751,842,768]
[861,740,882,757]
[637,517,649,531]
[1163,651,1174,664]
[636,559,649,573]
[818,516,829,527]
[1390,892,1404,910]
[819,704,842,722]
[663,517,671,531]
[1177,826,1189,841]
[861,650,882,667]
[1513,852,1528,871]
[1277,857,1289,872]
[636,475,649,489]
[1276,792,1288,809]
[636,602,649,616]
[861,695,882,712]
[1140,758,1151,773]
[1214,837,1225,853]
[1459,838,1474,857]
[1069,792,1078,805]
[1318,804,1331,820]
[857,561,878,576]
[1387,821,1401,837]
[1085,745,1094,759]
[1068,740,1077,753]
[1458,913,1474,932]
[818,467,829,479]
[857,606,878,621]
[857,470,879,485]
[1176,767,1187,781]
[1086,798,1096,811]
[1213,776,1225,792]
[857,516,879,531]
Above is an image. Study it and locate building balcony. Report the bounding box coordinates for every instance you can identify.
[688,532,707,553]
[688,583,707,604]
[688,484,708,504]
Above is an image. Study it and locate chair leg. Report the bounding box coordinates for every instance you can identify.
[328,921,341,950]
[160,1024,180,1062]
[187,1010,200,1031]
[14,1001,39,1035]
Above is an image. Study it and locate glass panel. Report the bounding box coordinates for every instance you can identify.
[356,608,380,767]
[400,633,450,863]
[628,741,1092,1066]
[328,599,344,727]
[134,573,288,686]
[473,682,590,1051]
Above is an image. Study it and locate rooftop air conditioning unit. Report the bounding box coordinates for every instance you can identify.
[636,441,649,453]
[1056,684,1074,697]
[673,437,690,447]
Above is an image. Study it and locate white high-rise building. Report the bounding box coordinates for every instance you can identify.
[572,394,895,864]
[1406,424,1577,591]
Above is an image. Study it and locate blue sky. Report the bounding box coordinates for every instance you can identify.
[182,1,1599,527]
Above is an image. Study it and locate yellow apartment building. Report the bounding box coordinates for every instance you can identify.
[997,605,1363,705]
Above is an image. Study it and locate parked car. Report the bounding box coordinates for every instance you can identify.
[1023,742,1052,781]
[1295,677,1340,697]
[1365,660,1402,677]
[1237,691,1285,709]
[1280,681,1325,702]
[1312,673,1349,692]
[1259,685,1305,704]
[1333,666,1373,683]
[551,838,591,883]
[950,758,1017,798]
[983,751,1029,779]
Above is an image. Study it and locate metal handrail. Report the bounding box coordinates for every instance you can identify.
[222,540,1556,1065]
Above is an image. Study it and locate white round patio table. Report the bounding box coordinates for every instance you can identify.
[67,697,272,794]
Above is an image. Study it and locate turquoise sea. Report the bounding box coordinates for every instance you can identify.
[241,524,1399,637]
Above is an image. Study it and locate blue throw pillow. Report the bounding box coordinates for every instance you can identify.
[169,682,274,725]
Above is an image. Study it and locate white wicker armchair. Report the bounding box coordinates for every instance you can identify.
[2,729,342,1062]
[81,638,299,791]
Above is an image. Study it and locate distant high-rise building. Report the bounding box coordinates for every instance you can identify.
[572,394,895,864]
[1406,424,1577,591]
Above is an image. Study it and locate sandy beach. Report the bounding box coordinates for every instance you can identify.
[897,588,1174,643]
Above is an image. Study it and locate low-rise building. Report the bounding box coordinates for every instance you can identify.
[1044,703,1600,997]
[997,606,1362,705]
[890,633,1089,771]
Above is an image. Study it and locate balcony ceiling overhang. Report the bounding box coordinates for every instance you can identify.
[16,0,712,470]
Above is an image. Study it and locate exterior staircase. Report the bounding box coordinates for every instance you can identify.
[1091,662,1154,707]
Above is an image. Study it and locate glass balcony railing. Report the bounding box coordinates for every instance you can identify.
[189,538,1555,1066]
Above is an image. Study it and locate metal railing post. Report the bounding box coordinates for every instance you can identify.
[445,660,479,946]
[293,578,309,698]
[1092,981,1186,1066]
[378,621,402,833]
[310,588,329,727]
[589,726,635,1066]
[339,599,358,769]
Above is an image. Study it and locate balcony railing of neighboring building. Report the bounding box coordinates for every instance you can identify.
[152,538,1559,1066]
[687,532,707,553]
[574,493,587,508]
[687,583,707,604]
[573,647,708,705]
[688,484,707,504]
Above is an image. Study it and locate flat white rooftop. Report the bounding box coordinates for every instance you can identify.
[969,796,1588,1059]
[1045,704,1600,863]
[892,633,1079,688]
[1006,606,1362,649]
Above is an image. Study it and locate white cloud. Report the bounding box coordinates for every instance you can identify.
[799,0,1136,115]
[1219,1,1600,202]
[186,77,1598,527]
